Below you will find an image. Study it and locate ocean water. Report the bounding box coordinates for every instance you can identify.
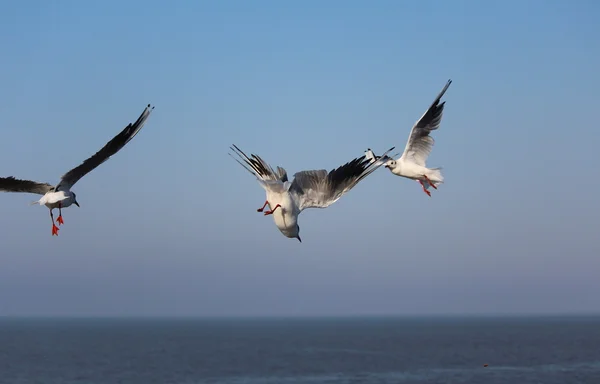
[0,316,599,384]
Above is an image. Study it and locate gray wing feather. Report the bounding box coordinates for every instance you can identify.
[229,144,288,183]
[364,149,400,165]
[401,79,451,166]
[56,104,154,191]
[290,147,394,211]
[0,176,54,195]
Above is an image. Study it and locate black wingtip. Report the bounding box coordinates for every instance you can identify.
[440,80,452,97]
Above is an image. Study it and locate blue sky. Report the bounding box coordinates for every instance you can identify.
[0,0,599,317]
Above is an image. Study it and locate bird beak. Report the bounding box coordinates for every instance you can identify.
[296,235,302,243]
[74,201,80,207]
[384,164,389,169]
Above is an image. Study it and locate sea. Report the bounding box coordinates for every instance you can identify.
[0,316,599,384]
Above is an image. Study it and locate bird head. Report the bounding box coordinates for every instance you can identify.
[284,224,301,242]
[385,159,396,169]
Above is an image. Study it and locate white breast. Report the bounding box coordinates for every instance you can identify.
[266,190,298,233]
[41,191,74,209]
[393,159,427,179]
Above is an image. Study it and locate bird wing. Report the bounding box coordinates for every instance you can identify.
[364,148,377,162]
[363,148,400,165]
[290,147,394,212]
[229,144,288,191]
[55,104,154,191]
[0,176,54,195]
[400,79,451,166]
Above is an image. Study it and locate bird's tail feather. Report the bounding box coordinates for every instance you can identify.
[428,167,444,184]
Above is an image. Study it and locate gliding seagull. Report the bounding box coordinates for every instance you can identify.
[229,144,394,242]
[0,104,154,236]
[365,79,452,196]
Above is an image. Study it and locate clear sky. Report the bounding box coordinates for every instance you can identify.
[0,0,599,317]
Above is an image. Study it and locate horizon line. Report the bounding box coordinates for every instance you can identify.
[1,312,599,320]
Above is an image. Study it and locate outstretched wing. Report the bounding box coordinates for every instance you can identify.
[401,79,451,166]
[290,147,394,212]
[56,104,154,191]
[229,144,288,186]
[0,176,54,195]
[364,148,400,164]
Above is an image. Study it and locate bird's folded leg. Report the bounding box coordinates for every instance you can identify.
[418,180,432,197]
[423,175,438,190]
[257,200,269,212]
[263,204,281,216]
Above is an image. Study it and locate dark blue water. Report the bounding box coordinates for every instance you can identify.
[0,316,599,384]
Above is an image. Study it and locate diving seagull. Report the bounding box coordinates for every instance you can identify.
[365,79,451,197]
[229,144,394,242]
[0,104,154,236]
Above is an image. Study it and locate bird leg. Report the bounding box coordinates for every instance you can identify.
[257,200,269,213]
[263,204,281,216]
[423,175,438,190]
[418,180,432,197]
[56,202,64,225]
[50,209,59,236]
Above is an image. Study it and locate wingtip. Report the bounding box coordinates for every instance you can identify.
[444,79,452,92]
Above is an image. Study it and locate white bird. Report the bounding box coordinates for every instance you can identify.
[229,144,394,242]
[0,104,154,236]
[365,79,452,197]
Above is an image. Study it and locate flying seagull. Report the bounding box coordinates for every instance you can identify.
[0,104,154,236]
[229,144,394,242]
[365,79,451,196]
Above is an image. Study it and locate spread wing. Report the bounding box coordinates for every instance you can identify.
[0,176,54,195]
[229,144,288,189]
[400,79,451,166]
[290,147,394,212]
[364,148,400,165]
[55,104,154,191]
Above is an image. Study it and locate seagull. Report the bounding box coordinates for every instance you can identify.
[0,104,154,236]
[229,144,394,242]
[365,79,452,197]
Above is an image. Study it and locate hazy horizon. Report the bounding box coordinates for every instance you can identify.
[2,312,600,320]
